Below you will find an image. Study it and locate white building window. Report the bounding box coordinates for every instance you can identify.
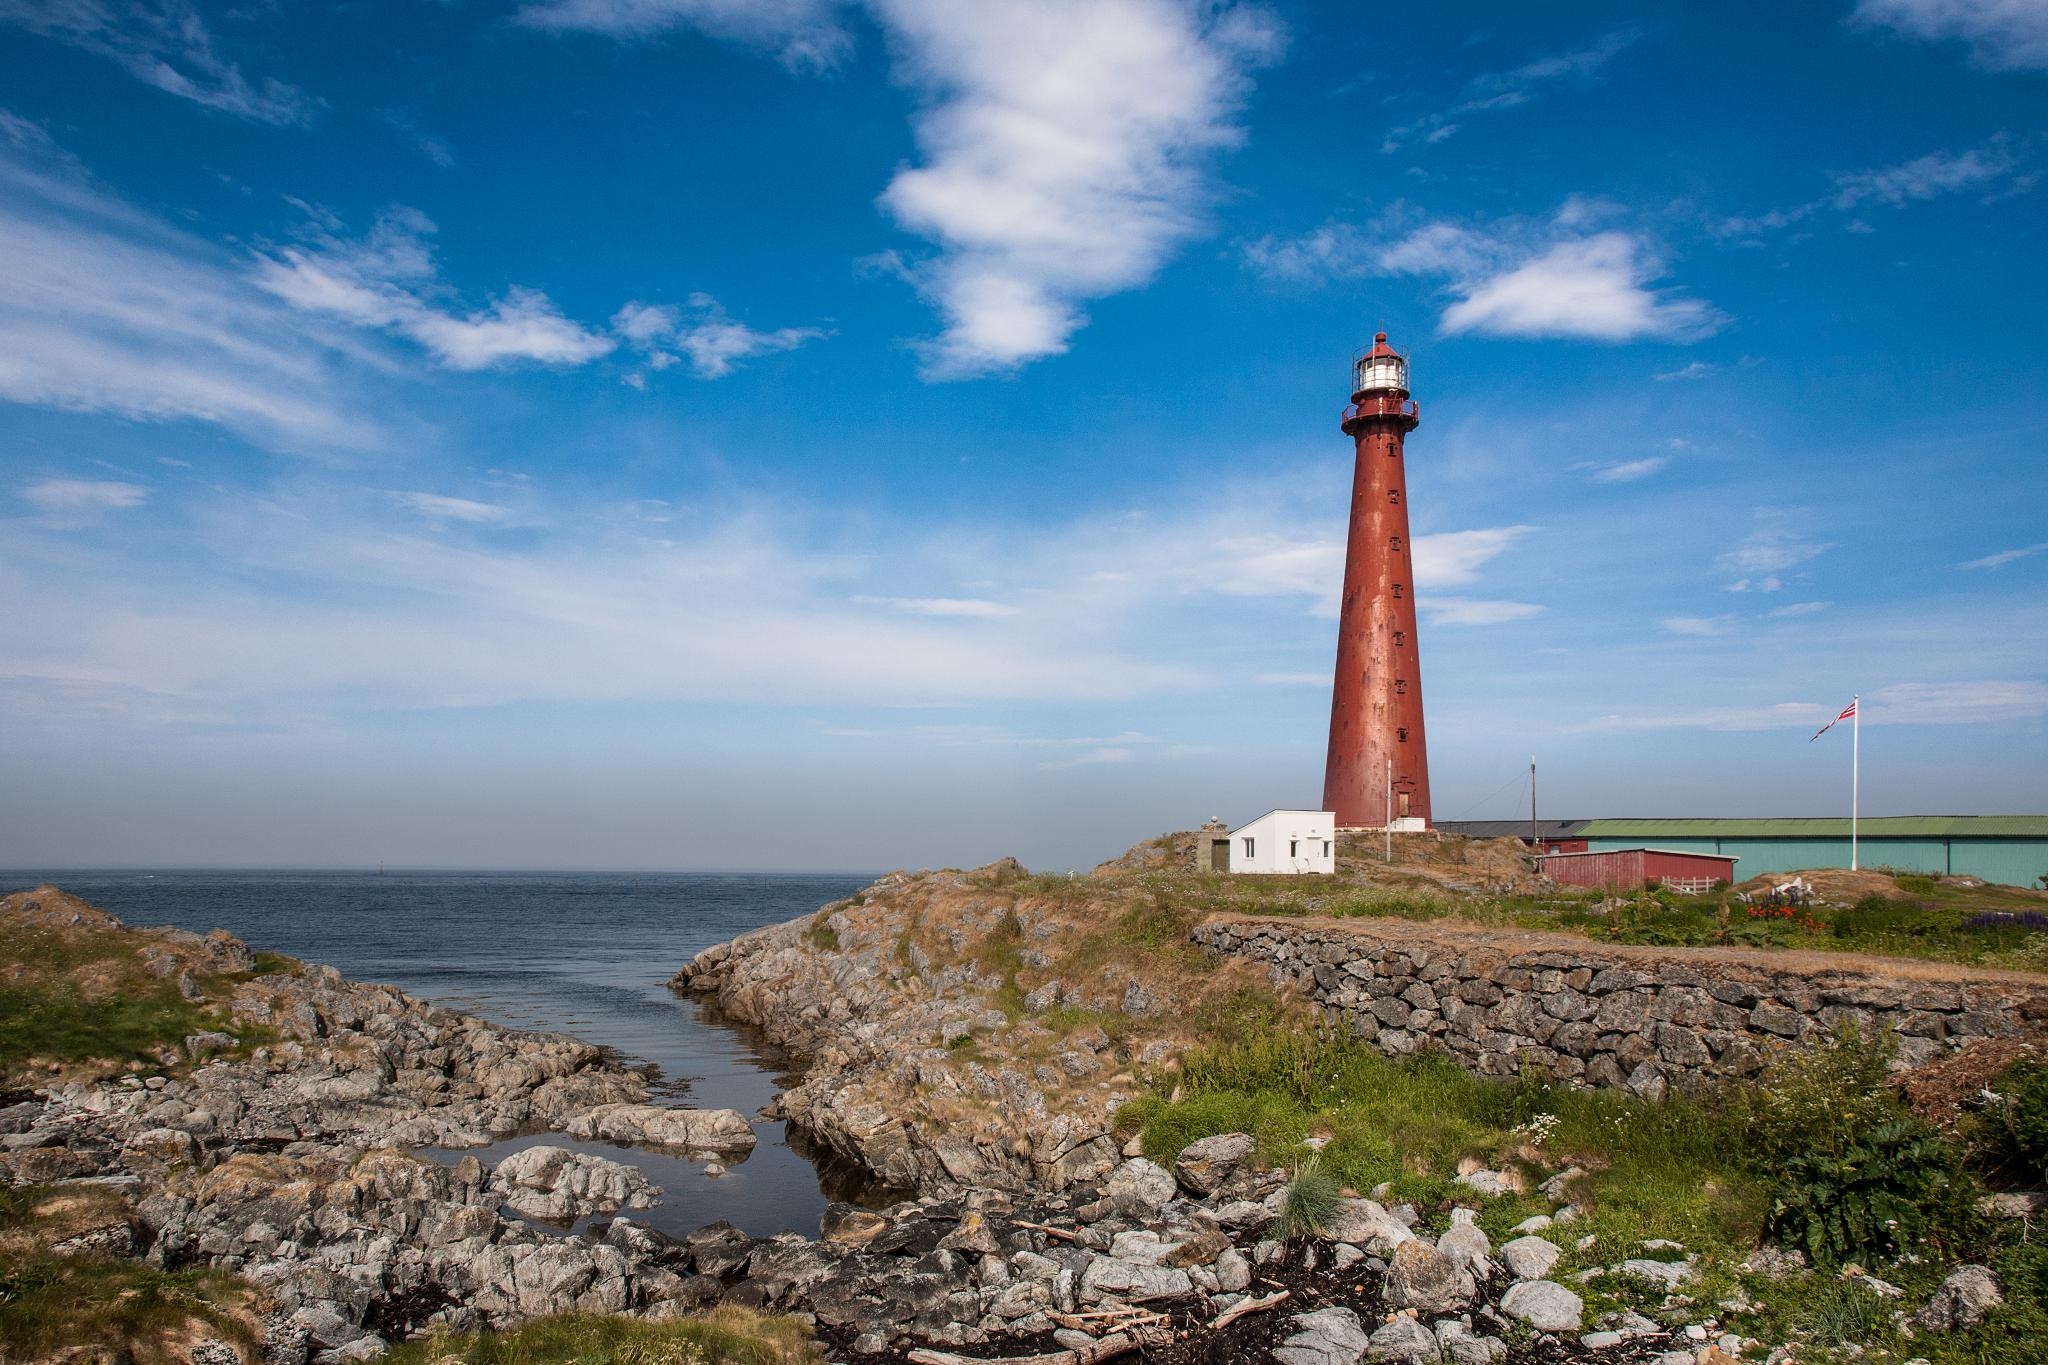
[1323,841,1332,857]
[1242,837,1255,858]
[1289,839,1298,857]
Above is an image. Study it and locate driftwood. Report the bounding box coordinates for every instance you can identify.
[1047,1307,1167,1336]
[1013,1218,1087,1245]
[905,1323,1169,1365]
[1210,1287,1289,1329]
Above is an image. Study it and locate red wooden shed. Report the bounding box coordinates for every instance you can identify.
[1537,847,1738,894]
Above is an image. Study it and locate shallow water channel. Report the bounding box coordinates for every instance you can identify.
[6,868,892,1237]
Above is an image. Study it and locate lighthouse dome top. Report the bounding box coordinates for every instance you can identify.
[1352,332,1410,398]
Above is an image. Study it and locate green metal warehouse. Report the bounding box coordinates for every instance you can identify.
[1575,817,2048,887]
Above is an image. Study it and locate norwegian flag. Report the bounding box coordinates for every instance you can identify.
[1810,698,1857,742]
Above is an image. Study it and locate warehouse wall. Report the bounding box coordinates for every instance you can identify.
[1583,837,2048,886]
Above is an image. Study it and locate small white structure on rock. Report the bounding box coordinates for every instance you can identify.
[1227,809,1336,875]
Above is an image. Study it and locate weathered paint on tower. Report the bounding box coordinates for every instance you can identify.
[1324,333,1432,828]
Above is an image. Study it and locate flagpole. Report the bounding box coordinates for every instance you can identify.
[1851,694,1860,871]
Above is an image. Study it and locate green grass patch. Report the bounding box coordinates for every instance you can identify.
[385,1308,819,1365]
[805,913,839,952]
[0,979,217,1076]
[0,1255,258,1365]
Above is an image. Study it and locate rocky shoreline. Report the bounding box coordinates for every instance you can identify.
[5,872,2022,1365]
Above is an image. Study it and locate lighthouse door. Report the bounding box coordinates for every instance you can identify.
[1397,793,1411,818]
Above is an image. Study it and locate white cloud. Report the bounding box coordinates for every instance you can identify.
[0,0,313,123]
[1039,746,1135,769]
[1770,601,1831,617]
[1662,615,1735,636]
[1870,679,2048,724]
[514,0,853,70]
[611,293,826,378]
[389,492,512,524]
[1412,526,1536,587]
[1654,361,1716,381]
[1716,137,2030,238]
[0,122,367,450]
[1424,598,1544,627]
[1258,209,1723,343]
[1380,29,1641,153]
[1831,141,2023,208]
[872,0,1284,377]
[1854,0,2048,70]
[1719,514,1831,580]
[256,209,616,371]
[20,477,147,519]
[1438,233,1724,342]
[1588,456,1667,483]
[854,595,1020,618]
[1959,541,2048,570]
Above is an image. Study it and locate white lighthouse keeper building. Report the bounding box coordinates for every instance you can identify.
[1228,809,1337,875]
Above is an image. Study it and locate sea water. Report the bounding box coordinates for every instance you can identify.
[1,869,884,1237]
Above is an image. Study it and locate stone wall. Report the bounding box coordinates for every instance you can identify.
[1192,915,2048,1095]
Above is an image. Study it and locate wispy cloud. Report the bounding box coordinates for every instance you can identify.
[514,0,854,71]
[1654,361,1716,381]
[1425,598,1544,627]
[612,294,826,378]
[1716,136,2031,238]
[1718,511,1830,591]
[19,477,147,520]
[1586,456,1667,484]
[872,0,1285,378]
[0,0,314,124]
[255,208,616,371]
[1379,29,1641,154]
[1769,601,1832,618]
[853,595,1019,618]
[1592,681,2048,732]
[1854,0,2048,71]
[1662,615,1736,637]
[1040,746,1135,770]
[0,118,367,450]
[1958,541,2048,570]
[389,492,513,524]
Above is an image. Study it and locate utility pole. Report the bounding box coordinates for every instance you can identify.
[1385,758,1393,864]
[1529,755,1538,849]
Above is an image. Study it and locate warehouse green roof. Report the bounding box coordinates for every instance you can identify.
[1578,816,2048,839]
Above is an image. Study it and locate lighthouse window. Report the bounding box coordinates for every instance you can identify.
[1398,727,1409,742]
[1389,535,1403,551]
[1388,489,1401,504]
[1392,584,1403,599]
[1394,630,1406,646]
[1395,679,1407,694]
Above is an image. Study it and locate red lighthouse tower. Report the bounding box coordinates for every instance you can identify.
[1324,334,1432,829]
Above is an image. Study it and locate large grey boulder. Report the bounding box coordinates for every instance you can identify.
[1615,1257,1696,1290]
[1174,1132,1256,1195]
[1273,1307,1372,1365]
[1436,1210,1492,1277]
[1076,1255,1191,1304]
[1500,1279,1584,1333]
[490,1145,658,1223]
[1367,1316,1441,1363]
[1383,1238,1475,1314]
[1914,1265,2003,1332]
[1501,1235,1561,1281]
[562,1104,756,1153]
[1321,1197,1414,1253]
[1435,1320,1507,1364]
[1103,1157,1178,1209]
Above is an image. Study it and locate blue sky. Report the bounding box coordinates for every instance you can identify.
[1,0,2044,871]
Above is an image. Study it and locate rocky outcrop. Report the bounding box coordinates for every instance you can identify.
[1194,914,2048,1092]
[671,865,1272,1195]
